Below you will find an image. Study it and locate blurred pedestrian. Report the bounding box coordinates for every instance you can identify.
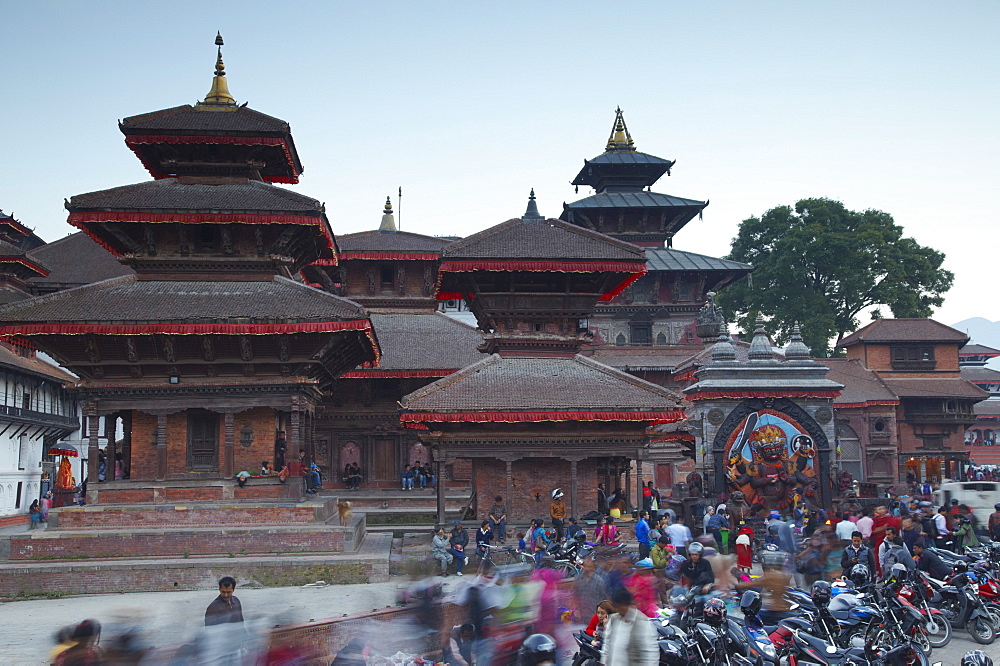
[625,560,660,618]
[54,620,101,665]
[205,576,244,626]
[601,588,657,665]
[575,556,608,618]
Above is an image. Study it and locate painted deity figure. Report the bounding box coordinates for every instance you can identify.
[55,456,75,489]
[727,413,818,513]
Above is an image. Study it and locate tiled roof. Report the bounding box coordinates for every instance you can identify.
[822,358,898,405]
[68,180,322,213]
[0,275,366,324]
[339,230,453,254]
[0,287,30,305]
[28,232,134,288]
[880,377,988,400]
[121,105,290,134]
[672,339,758,375]
[442,217,644,261]
[365,313,482,371]
[0,344,76,383]
[585,152,674,166]
[565,191,706,210]
[401,354,680,412]
[961,344,1000,355]
[589,346,703,371]
[975,400,1000,417]
[646,249,752,273]
[839,319,970,347]
[962,366,1000,382]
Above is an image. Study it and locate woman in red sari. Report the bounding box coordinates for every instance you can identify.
[735,525,755,572]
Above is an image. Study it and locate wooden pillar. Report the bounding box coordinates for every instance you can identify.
[625,459,632,513]
[122,411,132,479]
[570,459,578,520]
[604,458,611,506]
[505,460,513,522]
[155,414,167,481]
[85,403,100,484]
[289,409,301,458]
[435,455,446,526]
[102,414,115,469]
[223,413,235,478]
[635,458,643,515]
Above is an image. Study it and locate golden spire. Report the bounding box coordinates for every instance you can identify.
[605,106,636,152]
[199,32,237,107]
[378,196,397,233]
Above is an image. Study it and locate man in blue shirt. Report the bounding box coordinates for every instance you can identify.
[635,510,652,559]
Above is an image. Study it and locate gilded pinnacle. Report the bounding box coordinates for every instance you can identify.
[199,32,237,107]
[605,106,636,152]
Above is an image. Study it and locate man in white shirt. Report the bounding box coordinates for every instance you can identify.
[933,507,952,550]
[665,515,692,556]
[601,588,658,666]
[835,513,857,542]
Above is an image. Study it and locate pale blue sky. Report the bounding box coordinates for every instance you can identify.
[1,2,997,327]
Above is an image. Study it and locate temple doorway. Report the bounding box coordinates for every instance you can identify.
[187,410,219,471]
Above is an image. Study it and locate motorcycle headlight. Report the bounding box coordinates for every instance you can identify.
[758,640,777,659]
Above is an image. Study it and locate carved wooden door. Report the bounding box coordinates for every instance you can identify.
[188,410,219,471]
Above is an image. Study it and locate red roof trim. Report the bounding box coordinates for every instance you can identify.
[835,400,900,409]
[124,134,299,184]
[0,321,372,337]
[0,219,31,236]
[400,409,686,425]
[688,390,842,401]
[439,260,644,273]
[651,433,696,442]
[67,211,337,263]
[0,257,49,277]
[341,252,440,261]
[341,369,455,379]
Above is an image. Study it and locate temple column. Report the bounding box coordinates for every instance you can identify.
[102,414,115,474]
[505,460,513,520]
[289,408,301,458]
[223,412,235,478]
[85,402,99,484]
[625,459,632,513]
[122,411,132,478]
[569,459,579,521]
[155,414,167,481]
[436,454,446,526]
[635,458,643,516]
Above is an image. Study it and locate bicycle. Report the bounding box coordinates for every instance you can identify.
[477,543,533,574]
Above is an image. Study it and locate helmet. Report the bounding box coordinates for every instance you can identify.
[961,650,994,666]
[953,561,969,574]
[995,503,1000,511]
[887,563,908,584]
[518,633,556,666]
[740,590,762,617]
[811,580,832,605]
[551,489,563,500]
[703,598,727,626]
[688,542,704,556]
[849,563,870,587]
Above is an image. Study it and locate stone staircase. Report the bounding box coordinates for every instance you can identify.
[0,496,391,599]
[319,487,475,534]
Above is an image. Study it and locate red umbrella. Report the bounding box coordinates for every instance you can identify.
[48,447,78,457]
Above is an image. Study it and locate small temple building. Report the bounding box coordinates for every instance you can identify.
[0,36,379,502]
[401,193,686,522]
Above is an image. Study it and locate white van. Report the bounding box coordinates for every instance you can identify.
[933,481,1000,527]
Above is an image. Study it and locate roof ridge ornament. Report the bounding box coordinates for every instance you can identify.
[605,106,636,153]
[378,196,397,233]
[198,32,237,108]
[784,322,813,362]
[711,322,737,363]
[522,188,542,221]
[748,315,773,361]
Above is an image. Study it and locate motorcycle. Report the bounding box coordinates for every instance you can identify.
[570,630,601,666]
[897,571,952,648]
[931,570,996,644]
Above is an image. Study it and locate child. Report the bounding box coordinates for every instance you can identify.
[476,520,493,557]
[532,520,551,564]
[260,460,272,476]
[566,517,584,540]
[517,531,527,552]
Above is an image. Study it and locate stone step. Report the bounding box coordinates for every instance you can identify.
[7,520,362,561]
[0,533,393,598]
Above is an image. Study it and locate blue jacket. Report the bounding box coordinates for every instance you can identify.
[635,518,651,544]
[706,513,730,531]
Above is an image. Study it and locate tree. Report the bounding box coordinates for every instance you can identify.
[716,198,953,357]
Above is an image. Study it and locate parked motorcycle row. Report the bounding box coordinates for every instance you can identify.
[570,539,1000,665]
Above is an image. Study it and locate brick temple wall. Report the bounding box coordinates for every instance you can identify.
[472,458,605,526]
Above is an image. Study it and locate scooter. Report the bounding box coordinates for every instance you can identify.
[931,571,996,644]
[570,630,601,666]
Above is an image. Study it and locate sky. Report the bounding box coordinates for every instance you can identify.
[1,2,997,329]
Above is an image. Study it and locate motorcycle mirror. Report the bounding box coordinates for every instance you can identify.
[790,603,799,610]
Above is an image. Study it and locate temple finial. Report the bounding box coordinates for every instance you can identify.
[378,196,397,233]
[605,106,636,152]
[199,32,237,107]
[523,188,542,220]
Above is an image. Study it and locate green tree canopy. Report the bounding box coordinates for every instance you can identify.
[716,198,953,356]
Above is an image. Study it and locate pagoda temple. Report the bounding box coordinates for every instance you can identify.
[401,193,686,522]
[562,109,752,367]
[0,36,379,497]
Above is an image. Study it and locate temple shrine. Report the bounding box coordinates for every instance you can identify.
[0,36,379,502]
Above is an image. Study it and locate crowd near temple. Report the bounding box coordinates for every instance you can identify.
[0,35,995,590]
